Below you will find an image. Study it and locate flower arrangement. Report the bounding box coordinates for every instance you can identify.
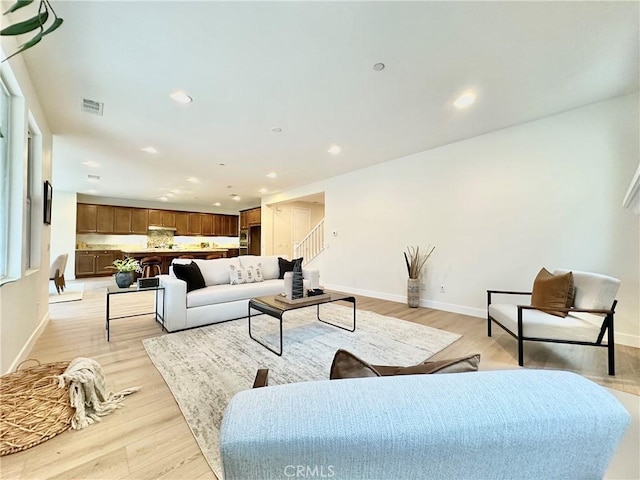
[107,257,143,273]
[404,245,435,279]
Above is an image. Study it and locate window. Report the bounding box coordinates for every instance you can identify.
[0,80,9,279]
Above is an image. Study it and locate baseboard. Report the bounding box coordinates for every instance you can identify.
[324,283,639,348]
[7,311,50,374]
[324,284,484,319]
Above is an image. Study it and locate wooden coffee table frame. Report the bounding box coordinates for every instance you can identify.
[248,293,356,356]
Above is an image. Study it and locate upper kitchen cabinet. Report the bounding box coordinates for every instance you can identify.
[201,214,214,236]
[188,213,202,235]
[175,212,190,236]
[114,207,148,234]
[77,203,98,233]
[240,211,249,229]
[149,209,176,228]
[247,207,261,226]
[96,206,115,233]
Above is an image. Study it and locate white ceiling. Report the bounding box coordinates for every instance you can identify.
[11,1,640,211]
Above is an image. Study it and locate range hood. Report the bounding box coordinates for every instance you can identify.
[148,225,177,231]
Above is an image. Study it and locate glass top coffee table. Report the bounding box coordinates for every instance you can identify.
[248,292,356,356]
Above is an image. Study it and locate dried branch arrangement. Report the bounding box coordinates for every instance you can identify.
[404,245,435,279]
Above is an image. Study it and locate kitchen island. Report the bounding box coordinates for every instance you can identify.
[120,248,239,275]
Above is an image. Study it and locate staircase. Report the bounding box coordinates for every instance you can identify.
[293,219,324,264]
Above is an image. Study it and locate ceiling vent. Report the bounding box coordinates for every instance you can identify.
[81,98,104,116]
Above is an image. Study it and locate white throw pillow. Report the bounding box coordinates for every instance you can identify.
[229,264,247,285]
[247,263,264,283]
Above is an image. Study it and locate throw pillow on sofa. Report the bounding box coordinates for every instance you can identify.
[229,264,247,285]
[531,268,574,317]
[247,264,263,283]
[278,257,303,279]
[172,262,206,292]
[329,349,480,380]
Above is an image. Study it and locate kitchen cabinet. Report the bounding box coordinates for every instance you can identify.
[148,209,176,228]
[114,207,148,234]
[189,213,202,235]
[229,215,239,236]
[175,212,189,235]
[226,248,239,258]
[96,206,115,233]
[247,207,261,226]
[75,250,121,278]
[77,204,98,233]
[240,211,249,229]
[148,209,163,226]
[201,214,213,236]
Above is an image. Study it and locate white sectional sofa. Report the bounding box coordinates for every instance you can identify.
[158,255,319,332]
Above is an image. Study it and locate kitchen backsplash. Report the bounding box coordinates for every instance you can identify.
[147,229,174,248]
[77,233,239,250]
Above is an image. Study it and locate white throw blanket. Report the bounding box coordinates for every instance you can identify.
[57,357,140,430]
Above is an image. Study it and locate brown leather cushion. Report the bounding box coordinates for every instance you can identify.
[531,268,574,317]
[329,349,480,380]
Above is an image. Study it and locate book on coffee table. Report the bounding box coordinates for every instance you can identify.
[274,293,331,305]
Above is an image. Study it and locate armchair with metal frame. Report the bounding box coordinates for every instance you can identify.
[487,269,620,376]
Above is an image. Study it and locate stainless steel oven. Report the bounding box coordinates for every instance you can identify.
[239,228,249,247]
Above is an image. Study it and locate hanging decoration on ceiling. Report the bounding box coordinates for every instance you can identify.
[1,0,64,62]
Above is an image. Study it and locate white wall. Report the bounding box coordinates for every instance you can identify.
[0,36,53,373]
[264,201,325,258]
[264,94,640,347]
[50,190,77,279]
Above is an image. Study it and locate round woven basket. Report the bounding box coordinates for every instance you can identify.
[0,360,74,456]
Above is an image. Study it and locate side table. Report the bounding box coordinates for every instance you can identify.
[105,285,165,341]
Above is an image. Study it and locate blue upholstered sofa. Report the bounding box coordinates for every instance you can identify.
[220,369,629,480]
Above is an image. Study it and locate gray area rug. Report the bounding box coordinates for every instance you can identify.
[143,303,461,478]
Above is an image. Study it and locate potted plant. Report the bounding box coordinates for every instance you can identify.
[108,257,142,288]
[404,245,435,308]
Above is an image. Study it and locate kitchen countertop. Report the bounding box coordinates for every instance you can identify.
[120,248,233,254]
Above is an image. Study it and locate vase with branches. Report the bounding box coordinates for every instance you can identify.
[404,245,435,307]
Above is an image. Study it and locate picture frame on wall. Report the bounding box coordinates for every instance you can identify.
[43,180,53,225]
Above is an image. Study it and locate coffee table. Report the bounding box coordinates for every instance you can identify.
[248,293,356,356]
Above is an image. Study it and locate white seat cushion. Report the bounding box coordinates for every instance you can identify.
[489,303,604,343]
[186,279,285,308]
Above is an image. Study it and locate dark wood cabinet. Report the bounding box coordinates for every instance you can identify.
[75,250,121,278]
[96,206,115,233]
[213,215,223,236]
[175,212,190,235]
[189,213,202,235]
[77,204,98,233]
[201,214,213,236]
[226,248,239,258]
[114,208,131,234]
[247,207,261,226]
[148,209,163,226]
[130,208,148,234]
[230,215,239,236]
[163,210,176,228]
[240,211,249,229]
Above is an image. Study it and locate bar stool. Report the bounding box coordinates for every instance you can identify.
[140,256,162,278]
[178,255,194,259]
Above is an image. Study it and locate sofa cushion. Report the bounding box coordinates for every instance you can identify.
[531,268,574,317]
[229,264,247,285]
[330,349,480,380]
[278,257,302,279]
[186,279,285,308]
[489,303,603,342]
[172,262,206,292]
[240,256,280,280]
[193,258,240,286]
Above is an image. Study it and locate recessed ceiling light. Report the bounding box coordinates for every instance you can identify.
[266,172,277,179]
[141,146,158,154]
[87,174,100,183]
[373,63,385,71]
[170,91,193,104]
[158,196,168,202]
[328,145,341,155]
[82,160,100,168]
[213,202,221,207]
[186,177,200,184]
[271,127,282,133]
[231,194,241,201]
[454,91,476,109]
[258,188,268,194]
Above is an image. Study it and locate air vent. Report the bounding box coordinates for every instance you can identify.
[81,98,104,116]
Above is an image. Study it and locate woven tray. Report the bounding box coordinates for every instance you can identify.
[0,360,74,456]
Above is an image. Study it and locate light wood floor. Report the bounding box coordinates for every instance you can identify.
[1,278,639,479]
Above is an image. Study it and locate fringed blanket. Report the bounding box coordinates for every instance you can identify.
[56,357,140,430]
